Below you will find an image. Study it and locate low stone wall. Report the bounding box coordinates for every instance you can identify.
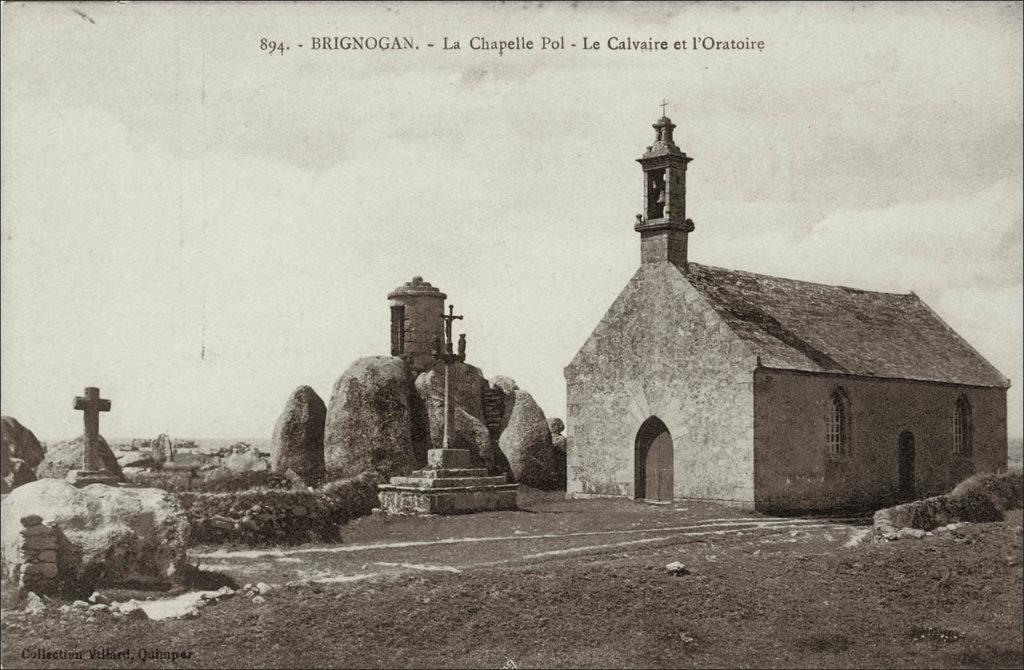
[874,471,1023,534]
[18,515,60,595]
[177,473,380,546]
[127,469,293,493]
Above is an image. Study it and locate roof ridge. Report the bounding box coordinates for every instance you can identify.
[676,260,1008,388]
[687,261,915,298]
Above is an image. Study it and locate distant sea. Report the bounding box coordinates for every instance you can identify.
[1010,437,1023,471]
[43,436,1023,469]
[45,436,273,455]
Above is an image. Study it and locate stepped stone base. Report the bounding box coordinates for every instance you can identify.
[65,470,121,488]
[410,468,489,478]
[379,449,518,515]
[427,448,472,469]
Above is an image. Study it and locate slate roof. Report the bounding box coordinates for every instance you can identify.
[683,263,1009,388]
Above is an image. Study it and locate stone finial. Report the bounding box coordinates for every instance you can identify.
[387,276,446,299]
[643,115,684,158]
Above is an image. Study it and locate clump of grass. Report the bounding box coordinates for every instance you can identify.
[950,471,1024,511]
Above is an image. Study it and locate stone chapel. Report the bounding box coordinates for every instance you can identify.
[564,115,1010,513]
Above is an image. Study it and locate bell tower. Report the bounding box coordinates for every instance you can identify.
[634,111,694,270]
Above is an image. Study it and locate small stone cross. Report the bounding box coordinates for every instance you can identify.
[74,387,111,472]
[660,98,668,116]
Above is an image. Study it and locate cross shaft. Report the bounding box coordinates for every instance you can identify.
[73,386,111,472]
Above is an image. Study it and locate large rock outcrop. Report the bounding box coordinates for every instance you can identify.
[35,435,125,483]
[548,417,567,453]
[548,417,568,488]
[488,376,519,395]
[1,479,191,592]
[1,445,35,493]
[1,417,41,493]
[415,362,494,468]
[271,385,327,485]
[324,356,415,480]
[1,417,45,469]
[497,390,560,488]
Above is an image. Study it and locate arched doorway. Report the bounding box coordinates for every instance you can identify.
[635,417,674,502]
[897,431,915,500]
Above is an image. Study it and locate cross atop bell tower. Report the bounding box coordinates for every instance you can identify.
[634,107,695,270]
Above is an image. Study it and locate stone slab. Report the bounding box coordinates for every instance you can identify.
[378,485,518,516]
[410,468,489,478]
[388,475,509,489]
[426,449,472,469]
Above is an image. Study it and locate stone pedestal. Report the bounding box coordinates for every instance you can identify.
[378,449,518,515]
[66,470,121,488]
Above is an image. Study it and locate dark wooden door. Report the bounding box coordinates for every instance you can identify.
[898,431,915,499]
[645,430,674,502]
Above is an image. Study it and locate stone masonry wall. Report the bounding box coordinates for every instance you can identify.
[391,293,445,374]
[177,473,380,546]
[18,515,60,595]
[753,368,1008,512]
[565,261,758,503]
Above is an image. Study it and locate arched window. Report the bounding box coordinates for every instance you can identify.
[954,395,973,456]
[827,388,850,457]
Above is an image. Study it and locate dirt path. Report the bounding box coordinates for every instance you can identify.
[194,511,871,586]
[2,501,1018,669]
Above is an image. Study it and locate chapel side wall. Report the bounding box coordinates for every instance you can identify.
[753,368,1008,512]
[565,262,757,503]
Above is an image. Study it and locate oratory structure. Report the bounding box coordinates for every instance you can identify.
[377,277,518,515]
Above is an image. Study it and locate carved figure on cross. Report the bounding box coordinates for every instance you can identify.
[441,304,463,356]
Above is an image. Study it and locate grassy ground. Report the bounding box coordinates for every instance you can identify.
[1,493,1021,669]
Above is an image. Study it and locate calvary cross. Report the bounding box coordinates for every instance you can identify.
[441,304,463,354]
[74,386,111,472]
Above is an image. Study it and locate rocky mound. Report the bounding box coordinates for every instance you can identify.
[874,471,1024,536]
[1,416,45,468]
[271,385,326,486]
[1,417,45,493]
[1,479,191,593]
[323,356,415,480]
[497,390,560,488]
[35,435,125,482]
[415,363,494,469]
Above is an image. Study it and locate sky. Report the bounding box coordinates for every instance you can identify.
[1,1,1021,441]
